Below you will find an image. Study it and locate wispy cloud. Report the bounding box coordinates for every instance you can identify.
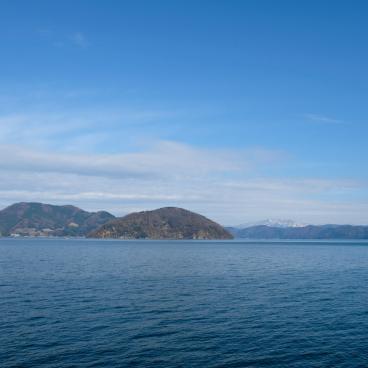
[0,141,366,225]
[304,114,346,125]
[0,108,178,151]
[0,166,365,225]
[70,32,88,47]
[37,28,89,48]
[0,141,244,180]
[0,91,364,224]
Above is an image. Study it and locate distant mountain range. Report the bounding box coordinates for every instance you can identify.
[234,219,307,229]
[227,224,368,239]
[88,207,233,240]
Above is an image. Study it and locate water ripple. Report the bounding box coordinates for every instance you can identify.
[1,238,368,367]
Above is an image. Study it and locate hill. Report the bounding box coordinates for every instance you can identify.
[228,224,368,239]
[0,202,115,237]
[88,207,233,240]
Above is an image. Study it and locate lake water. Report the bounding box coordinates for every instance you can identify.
[1,238,368,367]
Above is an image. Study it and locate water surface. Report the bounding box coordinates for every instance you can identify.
[1,238,368,367]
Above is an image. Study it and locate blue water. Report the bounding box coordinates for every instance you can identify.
[1,239,368,367]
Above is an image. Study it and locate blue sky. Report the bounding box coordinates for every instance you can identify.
[0,0,368,224]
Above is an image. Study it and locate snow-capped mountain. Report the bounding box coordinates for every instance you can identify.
[234,219,308,229]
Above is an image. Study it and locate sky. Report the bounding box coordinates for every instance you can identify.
[1,0,368,225]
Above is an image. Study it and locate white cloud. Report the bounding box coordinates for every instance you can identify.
[304,114,345,125]
[0,109,178,151]
[0,142,366,225]
[37,28,89,48]
[71,32,88,47]
[0,141,244,179]
[0,108,365,225]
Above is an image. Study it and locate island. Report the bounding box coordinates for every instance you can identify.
[88,207,233,240]
[0,202,115,237]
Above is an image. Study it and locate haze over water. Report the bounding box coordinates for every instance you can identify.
[1,238,367,367]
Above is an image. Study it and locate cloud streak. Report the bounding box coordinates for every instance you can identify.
[304,114,346,125]
[0,141,244,179]
[0,108,179,152]
[71,32,88,47]
[0,102,364,225]
[0,141,366,225]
